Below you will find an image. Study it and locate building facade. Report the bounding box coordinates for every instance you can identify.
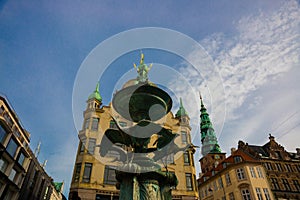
[0,95,31,199]
[198,149,274,200]
[0,95,64,200]
[238,135,300,200]
[69,58,198,200]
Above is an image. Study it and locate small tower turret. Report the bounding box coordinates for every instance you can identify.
[87,82,102,109]
[175,98,190,125]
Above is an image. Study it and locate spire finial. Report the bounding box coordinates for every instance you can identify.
[180,97,183,107]
[199,92,204,107]
[95,82,100,92]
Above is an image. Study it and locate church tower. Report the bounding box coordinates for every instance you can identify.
[199,95,226,174]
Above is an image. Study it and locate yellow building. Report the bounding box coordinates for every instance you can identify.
[198,149,274,200]
[238,135,300,200]
[69,68,198,199]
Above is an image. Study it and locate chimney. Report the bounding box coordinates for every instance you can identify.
[231,148,236,155]
[296,148,300,155]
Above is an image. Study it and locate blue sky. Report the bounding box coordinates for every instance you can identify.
[1,0,299,197]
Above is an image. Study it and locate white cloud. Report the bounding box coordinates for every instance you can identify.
[202,0,299,118]
[169,0,300,151]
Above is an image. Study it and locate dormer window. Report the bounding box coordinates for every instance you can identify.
[234,156,242,163]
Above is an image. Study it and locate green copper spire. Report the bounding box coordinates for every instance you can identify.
[88,82,102,102]
[199,93,221,155]
[176,98,188,118]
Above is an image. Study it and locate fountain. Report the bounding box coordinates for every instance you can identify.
[100,53,179,200]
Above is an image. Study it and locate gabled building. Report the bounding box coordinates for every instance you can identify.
[238,135,300,200]
[198,148,274,200]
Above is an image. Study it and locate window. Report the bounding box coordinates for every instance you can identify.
[185,173,193,191]
[293,180,300,191]
[3,113,13,127]
[256,167,263,178]
[6,138,18,157]
[104,166,117,185]
[30,169,39,189]
[13,128,20,138]
[275,163,282,171]
[181,131,187,144]
[8,168,16,181]
[73,163,81,182]
[162,153,174,164]
[236,168,246,180]
[109,120,117,129]
[91,118,99,131]
[15,173,23,186]
[264,162,273,170]
[0,157,8,173]
[282,178,291,191]
[241,188,251,200]
[255,188,263,200]
[0,124,7,143]
[271,178,280,190]
[249,167,256,178]
[88,138,96,154]
[234,156,242,163]
[18,152,26,166]
[297,165,300,172]
[213,181,217,191]
[184,152,190,165]
[80,139,86,153]
[285,164,292,172]
[218,177,224,188]
[263,188,271,200]
[84,118,90,129]
[229,192,235,200]
[225,173,231,185]
[82,163,92,183]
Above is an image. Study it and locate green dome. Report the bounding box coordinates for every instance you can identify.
[176,98,188,117]
[88,82,102,102]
